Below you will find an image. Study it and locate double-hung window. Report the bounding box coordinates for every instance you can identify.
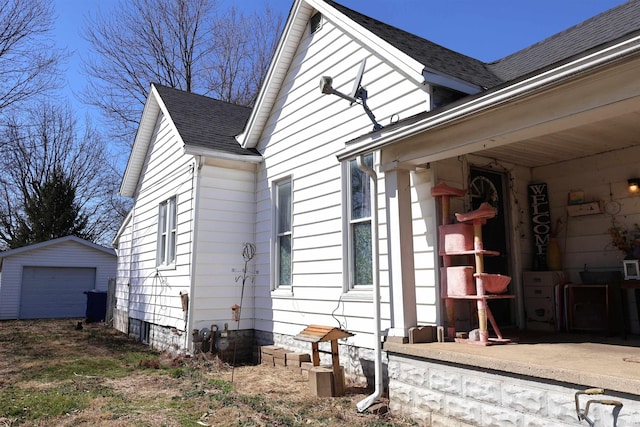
[347,154,373,288]
[275,179,292,288]
[157,197,177,266]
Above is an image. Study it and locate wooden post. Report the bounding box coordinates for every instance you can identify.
[330,340,344,396]
[311,342,320,366]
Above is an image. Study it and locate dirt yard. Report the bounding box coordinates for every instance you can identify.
[0,319,416,426]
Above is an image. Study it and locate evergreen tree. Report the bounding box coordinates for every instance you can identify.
[0,102,118,250]
[11,168,89,248]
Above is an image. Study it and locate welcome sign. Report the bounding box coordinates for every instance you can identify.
[528,183,551,271]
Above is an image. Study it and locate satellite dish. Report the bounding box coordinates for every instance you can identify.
[318,58,383,132]
[349,58,367,104]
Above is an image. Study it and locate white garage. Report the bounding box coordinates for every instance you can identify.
[0,236,116,320]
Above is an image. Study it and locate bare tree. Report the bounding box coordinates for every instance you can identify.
[81,0,283,145]
[207,5,282,106]
[0,102,124,249]
[0,0,63,113]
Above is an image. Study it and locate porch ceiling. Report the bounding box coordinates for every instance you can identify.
[474,110,640,168]
[368,48,640,171]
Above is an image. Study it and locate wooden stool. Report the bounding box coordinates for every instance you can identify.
[295,325,353,396]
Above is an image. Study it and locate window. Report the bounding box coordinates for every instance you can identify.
[347,154,373,288]
[275,179,292,287]
[140,321,150,344]
[157,197,177,266]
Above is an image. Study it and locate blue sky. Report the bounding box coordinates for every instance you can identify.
[54,0,627,105]
[52,0,627,154]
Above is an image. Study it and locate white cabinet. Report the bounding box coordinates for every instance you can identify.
[523,271,565,331]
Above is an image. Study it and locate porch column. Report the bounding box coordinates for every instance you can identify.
[384,168,417,340]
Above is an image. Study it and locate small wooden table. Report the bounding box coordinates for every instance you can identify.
[294,325,353,396]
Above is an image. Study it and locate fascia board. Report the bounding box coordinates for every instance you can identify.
[238,0,425,150]
[311,0,425,84]
[423,69,483,94]
[0,236,115,259]
[237,0,312,149]
[337,34,640,162]
[183,145,263,164]
[112,209,133,247]
[120,84,186,198]
[120,87,161,197]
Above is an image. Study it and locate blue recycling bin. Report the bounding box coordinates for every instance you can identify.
[85,290,107,323]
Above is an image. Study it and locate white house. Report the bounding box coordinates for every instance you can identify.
[114,0,640,424]
[0,235,116,320]
[112,84,261,353]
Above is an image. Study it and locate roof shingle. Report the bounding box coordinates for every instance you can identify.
[327,0,640,89]
[489,0,640,82]
[153,84,259,157]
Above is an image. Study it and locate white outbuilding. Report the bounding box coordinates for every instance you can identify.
[0,236,116,320]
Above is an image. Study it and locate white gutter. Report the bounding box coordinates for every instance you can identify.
[183,146,263,164]
[337,34,640,162]
[355,154,382,413]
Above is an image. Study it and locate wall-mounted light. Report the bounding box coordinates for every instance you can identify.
[628,178,640,193]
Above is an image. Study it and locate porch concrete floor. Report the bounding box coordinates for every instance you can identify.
[384,332,640,396]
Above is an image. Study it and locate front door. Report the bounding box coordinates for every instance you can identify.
[468,168,513,326]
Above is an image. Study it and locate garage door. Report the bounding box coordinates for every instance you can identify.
[20,267,96,319]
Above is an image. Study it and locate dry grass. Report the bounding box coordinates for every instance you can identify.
[0,319,416,426]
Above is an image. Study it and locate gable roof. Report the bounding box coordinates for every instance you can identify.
[239,0,640,150]
[489,0,640,82]
[329,1,640,89]
[325,1,502,90]
[152,85,257,156]
[238,0,433,149]
[120,84,261,197]
[0,236,115,267]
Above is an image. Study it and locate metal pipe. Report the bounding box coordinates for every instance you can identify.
[355,154,382,413]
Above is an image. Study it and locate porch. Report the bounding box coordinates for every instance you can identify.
[384,332,640,425]
[385,332,640,396]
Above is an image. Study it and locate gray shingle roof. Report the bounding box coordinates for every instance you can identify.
[328,0,640,90]
[489,0,640,82]
[153,84,259,157]
[326,1,503,89]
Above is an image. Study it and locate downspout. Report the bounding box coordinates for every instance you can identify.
[187,155,204,352]
[355,154,382,413]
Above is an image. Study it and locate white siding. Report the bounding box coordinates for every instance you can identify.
[532,144,640,282]
[0,240,116,320]
[113,215,133,332]
[253,18,428,348]
[123,112,195,331]
[191,160,257,332]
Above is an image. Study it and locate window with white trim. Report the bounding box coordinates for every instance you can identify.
[157,196,177,266]
[347,154,373,288]
[275,179,292,288]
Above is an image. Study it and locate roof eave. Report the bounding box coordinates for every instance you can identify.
[120,84,186,198]
[119,84,162,197]
[183,145,263,163]
[112,209,133,247]
[423,69,483,94]
[237,0,314,149]
[0,236,116,259]
[238,0,427,150]
[337,34,640,162]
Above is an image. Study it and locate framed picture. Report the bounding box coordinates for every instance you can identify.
[623,260,640,280]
